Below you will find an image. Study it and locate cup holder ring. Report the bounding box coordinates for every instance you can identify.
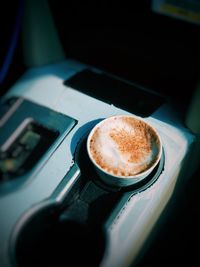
[11,199,107,267]
[74,132,165,193]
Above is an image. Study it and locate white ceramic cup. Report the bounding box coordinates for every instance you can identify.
[87,115,162,187]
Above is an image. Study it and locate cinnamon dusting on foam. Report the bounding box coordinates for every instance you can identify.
[110,117,152,164]
[89,116,160,177]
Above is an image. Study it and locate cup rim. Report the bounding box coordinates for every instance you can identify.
[86,114,162,180]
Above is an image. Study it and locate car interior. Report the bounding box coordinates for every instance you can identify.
[1,0,200,266]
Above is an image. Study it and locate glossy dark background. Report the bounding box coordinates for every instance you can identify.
[49,0,200,112]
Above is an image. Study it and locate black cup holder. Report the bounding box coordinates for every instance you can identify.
[14,203,107,267]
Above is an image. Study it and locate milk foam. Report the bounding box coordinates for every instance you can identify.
[89,116,160,177]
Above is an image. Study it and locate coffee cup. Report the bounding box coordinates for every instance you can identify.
[87,115,162,187]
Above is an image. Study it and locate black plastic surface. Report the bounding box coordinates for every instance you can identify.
[15,204,106,267]
[0,121,59,180]
[64,69,164,117]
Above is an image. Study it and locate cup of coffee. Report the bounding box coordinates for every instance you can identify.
[87,115,162,187]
